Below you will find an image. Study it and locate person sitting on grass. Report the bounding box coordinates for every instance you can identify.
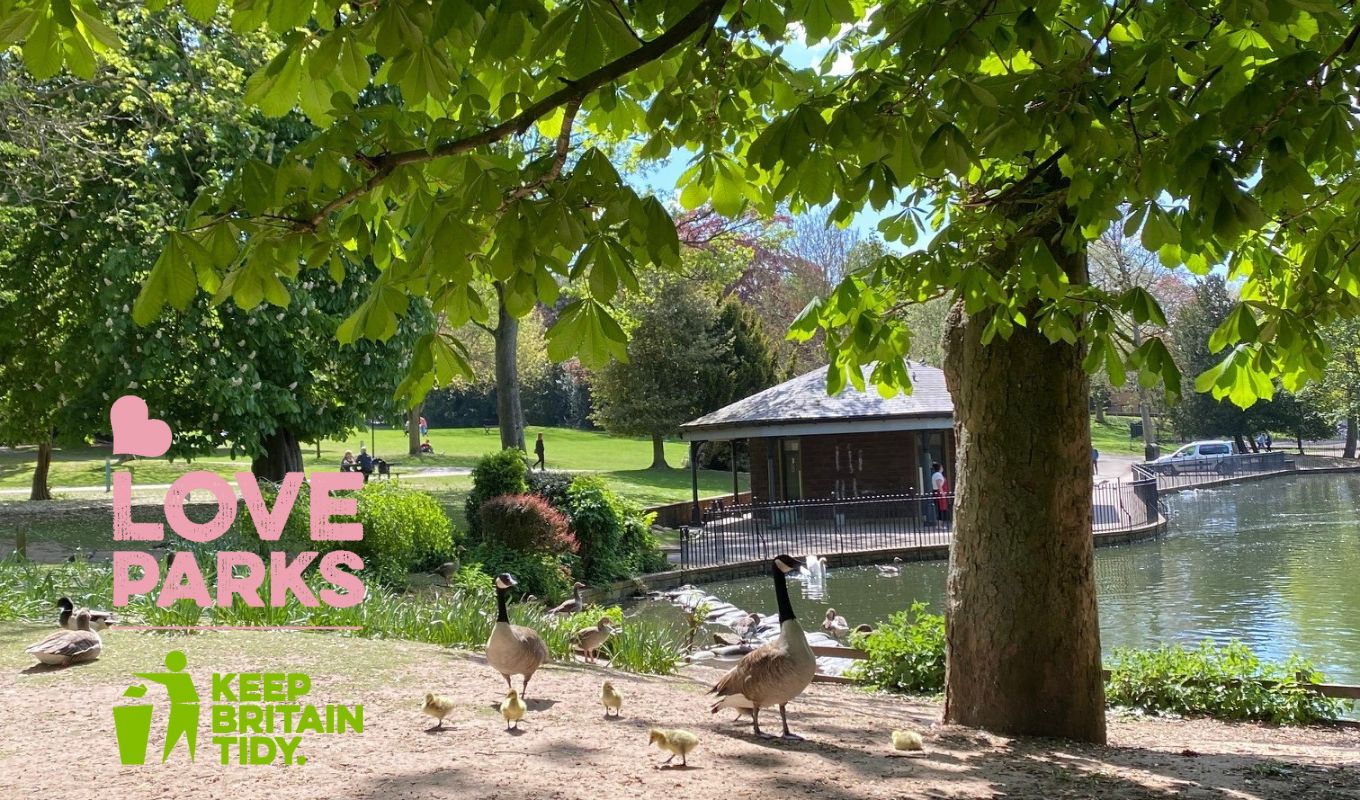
[357,446,374,483]
[340,450,356,472]
[420,439,434,454]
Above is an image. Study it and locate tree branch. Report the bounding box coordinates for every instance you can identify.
[306,0,726,228]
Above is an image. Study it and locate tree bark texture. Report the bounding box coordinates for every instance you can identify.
[29,438,52,501]
[494,284,526,453]
[1346,414,1357,459]
[650,433,669,470]
[251,428,304,483]
[941,253,1106,744]
[408,405,422,456]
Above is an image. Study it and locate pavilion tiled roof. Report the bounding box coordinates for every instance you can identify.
[680,362,953,436]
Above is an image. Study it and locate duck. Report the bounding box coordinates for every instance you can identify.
[548,582,588,615]
[709,554,817,740]
[500,689,526,730]
[572,617,615,663]
[431,561,459,581]
[876,557,904,576]
[57,597,114,631]
[421,693,456,730]
[27,609,102,666]
[601,680,622,717]
[853,623,875,636]
[648,728,699,767]
[485,573,549,698]
[733,612,761,643]
[822,608,849,638]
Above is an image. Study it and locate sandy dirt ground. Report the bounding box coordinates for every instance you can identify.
[0,624,1356,800]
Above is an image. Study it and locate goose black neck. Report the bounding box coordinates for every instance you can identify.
[773,566,795,623]
[495,587,510,623]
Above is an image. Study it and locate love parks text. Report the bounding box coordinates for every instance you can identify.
[209,671,362,765]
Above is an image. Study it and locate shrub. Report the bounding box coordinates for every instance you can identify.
[479,494,577,555]
[1105,641,1347,725]
[353,482,458,586]
[527,469,575,508]
[563,477,625,583]
[560,476,668,583]
[470,542,573,604]
[465,449,529,537]
[848,603,946,694]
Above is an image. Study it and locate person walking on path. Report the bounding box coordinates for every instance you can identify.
[135,651,199,762]
[533,433,546,471]
[1092,447,1100,474]
[357,445,374,483]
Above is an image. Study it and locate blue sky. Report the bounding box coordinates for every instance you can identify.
[624,32,900,242]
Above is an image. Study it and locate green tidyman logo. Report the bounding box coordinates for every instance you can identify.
[113,650,363,766]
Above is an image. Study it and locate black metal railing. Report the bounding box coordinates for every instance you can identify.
[1131,450,1291,490]
[680,478,1160,569]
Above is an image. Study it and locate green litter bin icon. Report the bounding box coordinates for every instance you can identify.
[114,684,152,765]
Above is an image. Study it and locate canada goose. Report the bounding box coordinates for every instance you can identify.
[573,617,615,663]
[422,693,456,730]
[27,609,102,666]
[648,728,699,767]
[822,608,849,637]
[601,680,622,717]
[485,573,549,698]
[548,582,588,615]
[853,624,875,635]
[432,561,459,581]
[709,554,817,740]
[876,557,904,576]
[501,689,526,730]
[57,597,114,631]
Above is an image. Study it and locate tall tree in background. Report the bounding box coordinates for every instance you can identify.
[1312,318,1360,457]
[591,281,723,470]
[0,7,423,488]
[12,0,1360,744]
[1090,224,1182,454]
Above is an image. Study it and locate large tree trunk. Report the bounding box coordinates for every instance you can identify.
[494,283,526,452]
[941,266,1106,742]
[408,405,422,456]
[251,428,304,483]
[1233,432,1251,453]
[29,438,52,502]
[650,434,669,470]
[1345,414,1357,459]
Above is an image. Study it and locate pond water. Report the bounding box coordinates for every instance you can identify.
[699,473,1360,685]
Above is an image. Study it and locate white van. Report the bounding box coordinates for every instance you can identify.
[1152,440,1236,474]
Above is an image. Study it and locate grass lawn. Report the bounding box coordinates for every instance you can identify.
[0,425,742,495]
[1091,414,1156,455]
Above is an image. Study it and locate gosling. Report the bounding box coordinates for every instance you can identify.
[891,730,925,751]
[501,688,526,730]
[601,680,622,718]
[422,693,456,730]
[572,617,615,663]
[648,728,699,767]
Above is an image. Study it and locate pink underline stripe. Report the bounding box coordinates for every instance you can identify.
[116,625,364,631]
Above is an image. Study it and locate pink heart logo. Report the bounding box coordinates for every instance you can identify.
[111,395,172,458]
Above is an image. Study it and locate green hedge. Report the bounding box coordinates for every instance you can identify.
[1105,641,1347,725]
[352,482,458,586]
[848,602,946,694]
[465,449,529,538]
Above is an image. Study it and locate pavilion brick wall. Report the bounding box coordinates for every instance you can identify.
[748,430,955,503]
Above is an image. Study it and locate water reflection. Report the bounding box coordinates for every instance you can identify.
[701,474,1360,684]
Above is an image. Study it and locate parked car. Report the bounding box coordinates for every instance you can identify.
[1152,440,1236,475]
